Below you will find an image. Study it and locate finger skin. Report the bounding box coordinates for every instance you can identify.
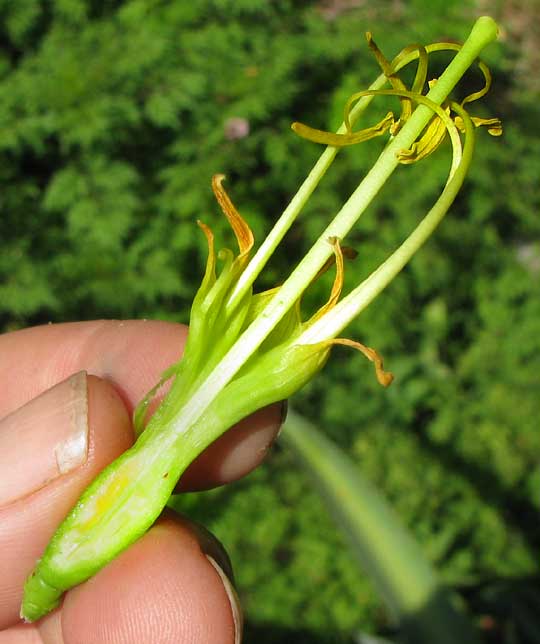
[0,320,189,419]
[0,321,282,490]
[178,402,283,491]
[0,515,238,644]
[61,515,237,644]
[0,376,132,629]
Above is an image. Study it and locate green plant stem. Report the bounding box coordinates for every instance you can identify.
[281,410,480,644]
[299,102,474,344]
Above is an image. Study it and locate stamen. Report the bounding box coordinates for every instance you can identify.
[455,115,503,136]
[407,44,429,95]
[329,338,394,387]
[461,60,492,105]
[291,112,394,147]
[366,32,412,132]
[398,105,450,163]
[313,245,358,282]
[310,237,345,323]
[348,88,463,170]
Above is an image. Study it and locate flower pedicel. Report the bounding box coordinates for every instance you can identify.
[21,17,501,622]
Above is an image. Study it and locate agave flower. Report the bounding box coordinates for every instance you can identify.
[22,16,501,622]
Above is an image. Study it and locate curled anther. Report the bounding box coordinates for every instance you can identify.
[313,245,358,282]
[291,111,394,147]
[310,237,346,323]
[366,32,412,132]
[455,115,503,136]
[399,44,429,95]
[461,59,492,106]
[398,105,451,164]
[327,337,394,387]
[349,88,463,170]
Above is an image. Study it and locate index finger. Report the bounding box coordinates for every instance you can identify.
[0,320,188,419]
[0,319,284,490]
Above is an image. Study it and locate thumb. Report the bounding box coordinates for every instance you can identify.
[0,372,133,628]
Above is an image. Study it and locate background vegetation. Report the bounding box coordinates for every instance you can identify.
[1,0,539,641]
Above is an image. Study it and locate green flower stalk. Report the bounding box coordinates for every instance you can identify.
[21,16,501,622]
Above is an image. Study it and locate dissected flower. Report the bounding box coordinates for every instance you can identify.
[21,18,502,623]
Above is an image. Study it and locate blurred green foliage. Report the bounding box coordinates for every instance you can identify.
[1,0,539,641]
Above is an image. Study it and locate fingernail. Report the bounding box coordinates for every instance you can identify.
[193,521,243,642]
[206,555,243,644]
[279,400,288,427]
[0,371,88,507]
[273,400,288,442]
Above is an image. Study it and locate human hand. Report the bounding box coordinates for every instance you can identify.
[0,320,284,643]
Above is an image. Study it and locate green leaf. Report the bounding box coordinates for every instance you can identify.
[281,410,479,644]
